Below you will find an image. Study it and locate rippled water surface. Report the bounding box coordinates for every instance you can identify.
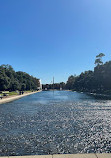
[0,91,111,156]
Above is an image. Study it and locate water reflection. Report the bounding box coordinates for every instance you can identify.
[0,91,111,156]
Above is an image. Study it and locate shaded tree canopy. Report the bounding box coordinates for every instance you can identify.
[42,82,66,90]
[95,53,105,66]
[0,64,40,91]
[43,53,111,95]
[66,54,111,94]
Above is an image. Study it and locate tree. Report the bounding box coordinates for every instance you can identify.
[21,83,26,91]
[95,53,105,66]
[60,82,66,89]
[10,80,19,91]
[66,75,76,90]
[66,53,111,94]
[0,64,40,91]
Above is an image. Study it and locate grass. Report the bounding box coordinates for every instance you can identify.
[0,90,37,97]
[9,91,18,96]
[9,90,35,96]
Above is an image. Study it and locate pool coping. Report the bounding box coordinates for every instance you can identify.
[0,91,42,105]
[0,153,111,158]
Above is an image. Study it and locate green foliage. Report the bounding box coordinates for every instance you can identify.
[42,82,66,90]
[66,54,111,94]
[0,64,40,91]
[95,53,105,66]
[66,75,76,90]
[95,58,103,65]
[9,91,18,96]
[96,53,105,58]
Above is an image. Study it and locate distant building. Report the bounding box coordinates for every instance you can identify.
[38,79,42,90]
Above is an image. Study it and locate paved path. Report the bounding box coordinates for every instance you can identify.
[0,91,41,104]
[0,154,111,158]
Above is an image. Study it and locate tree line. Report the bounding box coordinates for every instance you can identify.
[43,53,111,95]
[42,82,66,90]
[0,64,40,91]
[1,53,111,94]
[66,53,111,94]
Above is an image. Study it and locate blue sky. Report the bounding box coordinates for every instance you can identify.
[0,0,111,84]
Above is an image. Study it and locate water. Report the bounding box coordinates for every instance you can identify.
[0,91,111,156]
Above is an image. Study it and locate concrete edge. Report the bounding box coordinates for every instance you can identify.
[1,154,111,158]
[0,90,42,105]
